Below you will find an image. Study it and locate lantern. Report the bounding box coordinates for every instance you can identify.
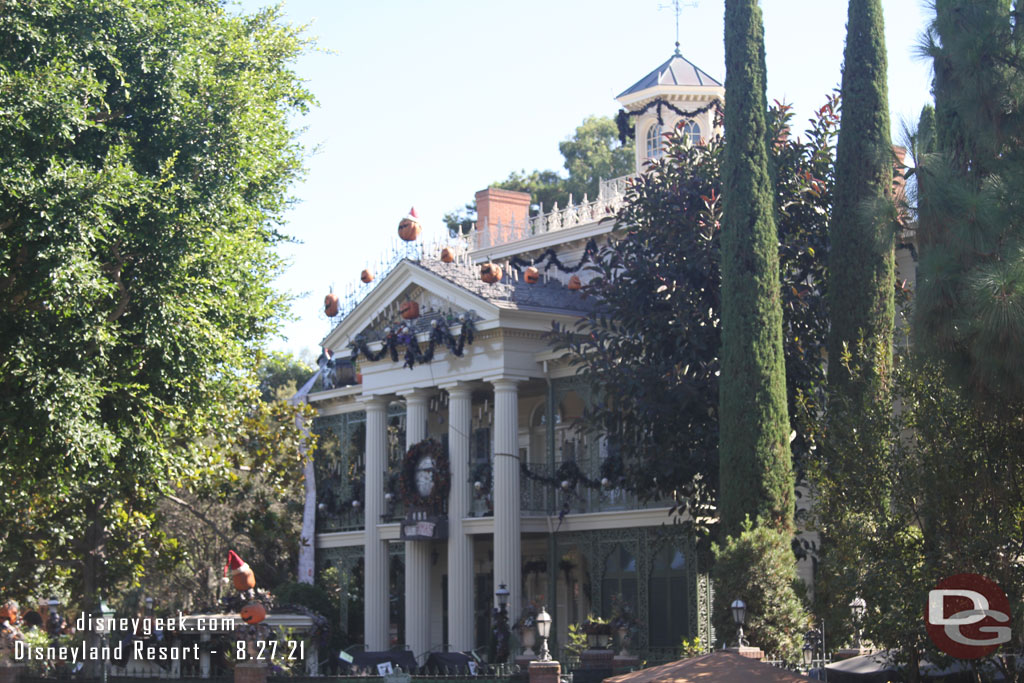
[398,207,422,242]
[440,247,455,263]
[400,301,420,320]
[324,293,339,317]
[361,269,373,284]
[480,262,503,284]
[524,266,540,284]
[568,275,582,290]
[239,603,266,625]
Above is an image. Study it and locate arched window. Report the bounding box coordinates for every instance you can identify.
[683,120,702,146]
[645,123,663,159]
[648,546,690,646]
[601,544,637,616]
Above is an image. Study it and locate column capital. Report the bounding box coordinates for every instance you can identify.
[439,381,473,398]
[485,375,529,389]
[397,387,434,403]
[357,395,391,410]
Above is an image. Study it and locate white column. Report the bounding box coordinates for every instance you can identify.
[444,382,475,651]
[490,377,522,623]
[402,389,432,661]
[362,397,390,651]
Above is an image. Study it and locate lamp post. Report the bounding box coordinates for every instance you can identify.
[94,600,115,683]
[535,607,552,662]
[803,625,826,679]
[730,599,746,648]
[849,597,866,650]
[493,584,511,664]
[46,597,61,637]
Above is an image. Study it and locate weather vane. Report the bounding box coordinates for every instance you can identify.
[659,0,698,56]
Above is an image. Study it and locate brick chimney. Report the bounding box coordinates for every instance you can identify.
[475,188,531,248]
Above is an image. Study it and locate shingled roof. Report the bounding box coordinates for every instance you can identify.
[618,52,722,98]
[413,258,597,316]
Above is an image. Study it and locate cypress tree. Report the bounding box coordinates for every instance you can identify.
[826,0,894,448]
[719,0,794,537]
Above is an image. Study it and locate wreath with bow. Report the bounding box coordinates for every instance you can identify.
[398,438,451,511]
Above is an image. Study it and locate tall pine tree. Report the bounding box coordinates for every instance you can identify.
[719,0,794,537]
[915,0,1024,402]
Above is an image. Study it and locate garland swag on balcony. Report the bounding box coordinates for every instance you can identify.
[349,317,475,370]
[508,238,601,275]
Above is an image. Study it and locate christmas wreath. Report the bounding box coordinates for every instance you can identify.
[398,439,451,511]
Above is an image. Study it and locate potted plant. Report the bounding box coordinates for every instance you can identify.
[609,595,640,657]
[514,602,539,657]
[581,615,613,650]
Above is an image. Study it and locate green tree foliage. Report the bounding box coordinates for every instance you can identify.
[719,0,794,536]
[551,101,836,512]
[444,116,634,235]
[808,346,1024,679]
[712,518,807,662]
[915,0,1024,402]
[0,0,313,607]
[828,0,896,395]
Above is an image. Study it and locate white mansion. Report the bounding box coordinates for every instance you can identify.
[305,51,804,662]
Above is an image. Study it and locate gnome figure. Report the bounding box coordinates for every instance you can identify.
[226,550,256,592]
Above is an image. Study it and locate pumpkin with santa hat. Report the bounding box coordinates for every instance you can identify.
[398,207,422,241]
[226,550,256,592]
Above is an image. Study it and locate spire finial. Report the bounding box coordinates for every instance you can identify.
[660,0,697,56]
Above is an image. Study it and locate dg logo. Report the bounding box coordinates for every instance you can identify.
[926,573,1011,659]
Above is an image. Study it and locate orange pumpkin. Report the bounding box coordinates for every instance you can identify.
[400,301,420,320]
[398,207,422,242]
[355,373,363,384]
[324,293,339,317]
[361,269,373,284]
[239,603,266,625]
[568,275,582,291]
[233,567,256,592]
[524,266,540,284]
[440,247,455,263]
[480,262,503,284]
[0,601,18,624]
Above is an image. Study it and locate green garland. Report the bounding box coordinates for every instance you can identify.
[508,238,601,275]
[398,439,450,511]
[615,97,723,144]
[349,316,475,370]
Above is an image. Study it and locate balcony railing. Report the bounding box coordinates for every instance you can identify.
[465,175,634,252]
[520,461,666,516]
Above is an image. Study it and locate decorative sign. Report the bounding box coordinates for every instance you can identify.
[400,515,448,541]
[377,662,394,676]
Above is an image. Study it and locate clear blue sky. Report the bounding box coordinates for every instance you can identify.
[233,0,934,361]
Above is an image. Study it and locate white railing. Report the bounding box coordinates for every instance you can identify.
[466,174,635,252]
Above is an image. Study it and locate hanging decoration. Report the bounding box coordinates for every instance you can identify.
[349,315,476,370]
[398,206,422,241]
[398,438,451,511]
[324,292,340,317]
[480,261,503,284]
[361,269,374,284]
[507,238,600,276]
[523,266,540,284]
[615,97,723,144]
[520,454,627,521]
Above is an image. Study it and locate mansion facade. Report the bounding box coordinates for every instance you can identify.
[306,52,781,662]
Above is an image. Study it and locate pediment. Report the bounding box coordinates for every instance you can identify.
[320,260,498,352]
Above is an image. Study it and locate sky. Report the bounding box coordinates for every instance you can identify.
[233,0,935,361]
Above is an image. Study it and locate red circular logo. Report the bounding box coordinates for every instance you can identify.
[926,573,1011,659]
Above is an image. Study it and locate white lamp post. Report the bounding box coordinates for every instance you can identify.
[536,607,552,662]
[730,599,747,648]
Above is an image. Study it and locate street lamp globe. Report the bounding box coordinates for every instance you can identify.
[730,599,746,626]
